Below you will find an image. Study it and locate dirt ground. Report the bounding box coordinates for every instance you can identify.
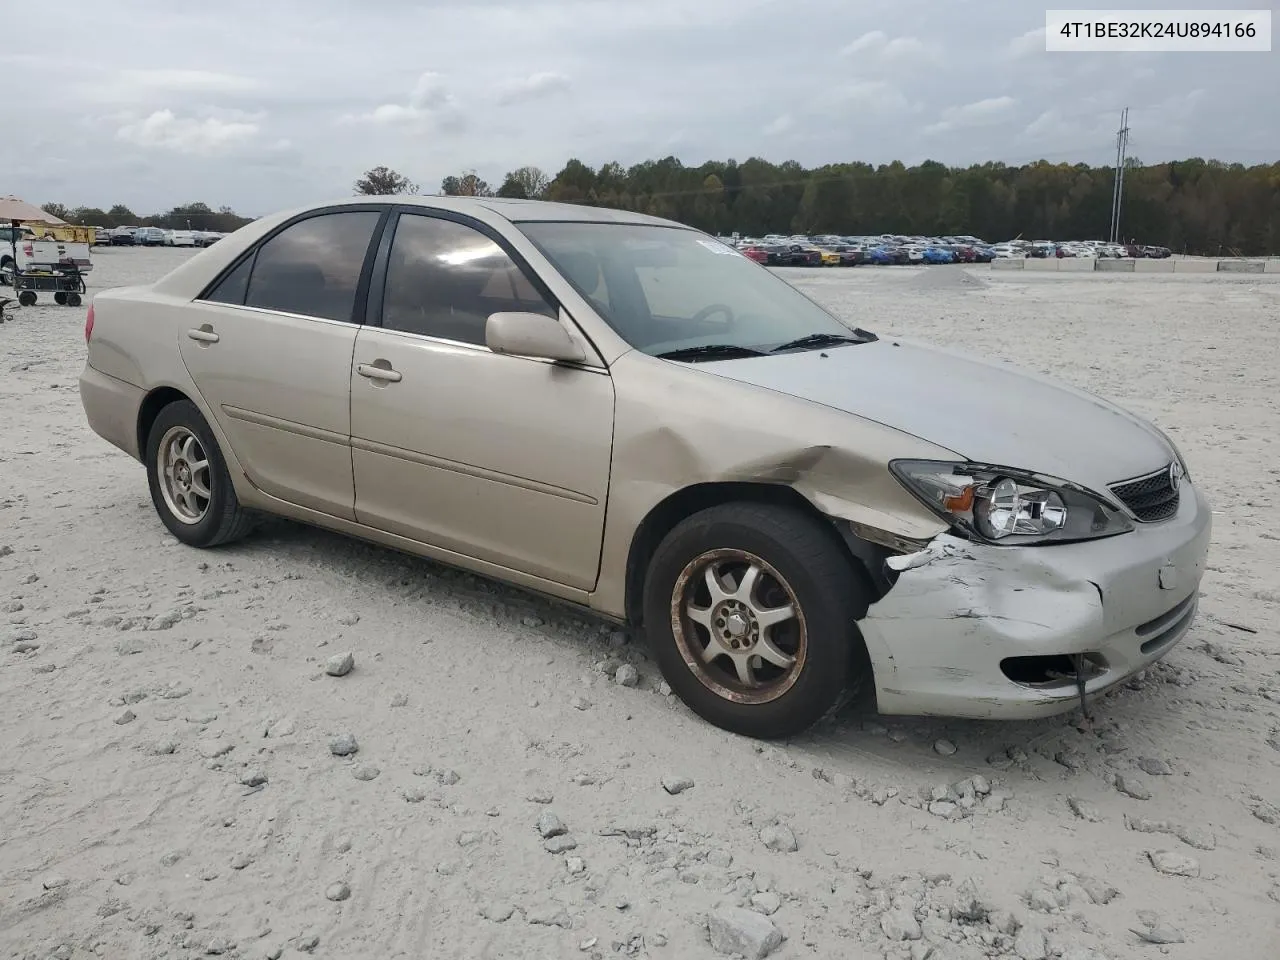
[2,248,1278,960]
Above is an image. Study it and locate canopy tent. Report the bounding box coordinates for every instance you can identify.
[0,196,67,224]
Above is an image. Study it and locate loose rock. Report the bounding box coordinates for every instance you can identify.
[147,610,182,631]
[480,901,515,922]
[536,811,567,839]
[352,764,380,781]
[114,709,137,726]
[1014,926,1047,960]
[661,775,694,795]
[759,824,798,853]
[1137,757,1173,776]
[1067,797,1102,822]
[707,905,783,959]
[324,652,355,677]
[750,891,781,916]
[526,903,572,927]
[614,663,639,687]
[1148,850,1200,877]
[1115,775,1152,800]
[329,733,358,757]
[544,835,578,854]
[325,881,351,902]
[1132,922,1185,944]
[934,738,958,756]
[880,909,922,941]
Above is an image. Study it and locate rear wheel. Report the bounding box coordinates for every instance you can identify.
[643,502,869,739]
[54,292,68,305]
[17,290,36,306]
[67,292,81,307]
[145,400,254,547]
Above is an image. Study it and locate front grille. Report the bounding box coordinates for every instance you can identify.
[1110,464,1180,522]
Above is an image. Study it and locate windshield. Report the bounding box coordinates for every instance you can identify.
[517,222,873,358]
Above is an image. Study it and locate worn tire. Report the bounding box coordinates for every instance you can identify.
[145,399,255,547]
[643,502,870,740]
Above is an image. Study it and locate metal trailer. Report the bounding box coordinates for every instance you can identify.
[7,218,87,307]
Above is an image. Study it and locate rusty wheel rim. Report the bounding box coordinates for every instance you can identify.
[669,548,808,705]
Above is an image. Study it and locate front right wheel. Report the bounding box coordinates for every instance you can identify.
[643,502,870,739]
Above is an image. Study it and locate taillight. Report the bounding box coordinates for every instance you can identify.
[85,302,94,343]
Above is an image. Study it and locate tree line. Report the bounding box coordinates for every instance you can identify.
[36,153,1278,255]
[36,202,254,234]
[359,156,1280,256]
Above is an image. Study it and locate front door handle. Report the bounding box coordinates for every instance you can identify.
[357,361,402,383]
[187,325,219,344]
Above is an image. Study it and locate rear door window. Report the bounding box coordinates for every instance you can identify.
[241,211,381,322]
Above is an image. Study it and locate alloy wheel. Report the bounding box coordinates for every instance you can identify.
[669,548,808,705]
[157,425,212,524]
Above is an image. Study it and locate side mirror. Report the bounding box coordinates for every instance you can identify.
[486,312,586,363]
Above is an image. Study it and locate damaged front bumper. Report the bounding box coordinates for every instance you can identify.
[858,480,1212,720]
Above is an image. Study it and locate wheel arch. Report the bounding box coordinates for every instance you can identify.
[136,385,194,458]
[622,481,893,629]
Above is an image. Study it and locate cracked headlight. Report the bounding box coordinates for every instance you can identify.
[889,460,1134,546]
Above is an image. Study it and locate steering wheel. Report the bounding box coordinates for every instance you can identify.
[692,303,734,324]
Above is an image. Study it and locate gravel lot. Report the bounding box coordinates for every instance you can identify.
[3,247,1279,959]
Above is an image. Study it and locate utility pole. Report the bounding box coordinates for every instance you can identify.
[1109,107,1130,244]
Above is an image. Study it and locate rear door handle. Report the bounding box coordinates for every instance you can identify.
[357,362,402,383]
[187,326,219,343]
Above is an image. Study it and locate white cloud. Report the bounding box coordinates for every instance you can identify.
[763,114,794,136]
[115,109,260,152]
[924,96,1017,135]
[409,72,455,111]
[840,30,887,56]
[1005,28,1045,59]
[342,71,463,130]
[839,31,935,62]
[496,71,571,105]
[831,81,914,115]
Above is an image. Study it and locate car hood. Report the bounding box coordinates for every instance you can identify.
[695,337,1174,495]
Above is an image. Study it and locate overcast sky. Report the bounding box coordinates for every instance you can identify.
[3,0,1274,215]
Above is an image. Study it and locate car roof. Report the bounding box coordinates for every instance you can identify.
[314,194,681,228]
[146,195,692,300]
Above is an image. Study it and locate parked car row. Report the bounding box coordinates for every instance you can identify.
[730,233,998,267]
[990,239,1172,260]
[93,226,226,248]
[718,232,1174,266]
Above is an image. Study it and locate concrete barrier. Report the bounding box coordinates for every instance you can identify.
[1023,258,1059,272]
[1217,260,1265,273]
[1058,257,1095,272]
[984,256,1279,275]
[1095,259,1136,273]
